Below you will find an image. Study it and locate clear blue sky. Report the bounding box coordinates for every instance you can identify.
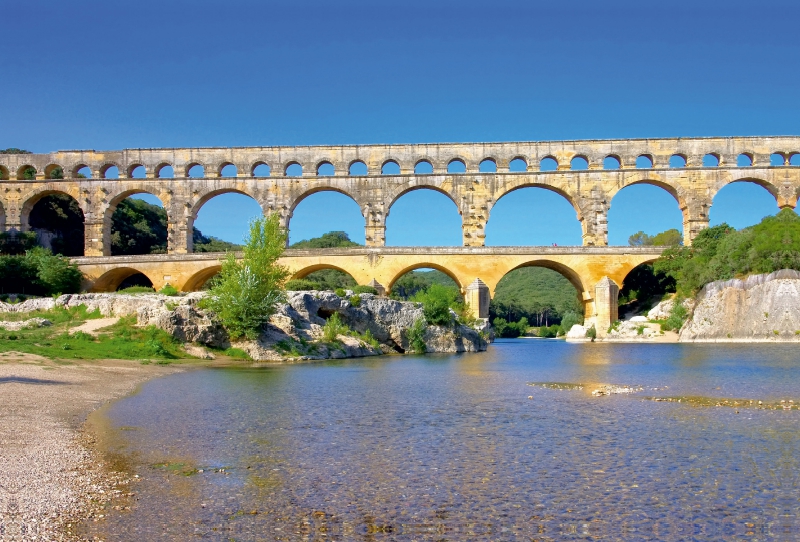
[3,0,798,246]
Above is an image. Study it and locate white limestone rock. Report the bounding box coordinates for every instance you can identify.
[566,324,587,339]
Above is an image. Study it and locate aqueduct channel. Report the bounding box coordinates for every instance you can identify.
[3,135,799,335]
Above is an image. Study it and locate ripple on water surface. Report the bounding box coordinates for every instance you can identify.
[87,341,800,540]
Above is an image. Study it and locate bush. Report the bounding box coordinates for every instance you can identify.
[200,215,289,340]
[412,283,459,326]
[558,311,582,336]
[349,294,361,307]
[0,248,83,295]
[407,317,427,354]
[539,325,560,338]
[586,325,597,340]
[334,288,347,297]
[322,312,349,342]
[158,284,179,296]
[285,279,320,291]
[661,301,688,332]
[118,286,156,294]
[353,285,378,295]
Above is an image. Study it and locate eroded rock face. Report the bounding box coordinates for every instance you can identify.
[680,269,800,342]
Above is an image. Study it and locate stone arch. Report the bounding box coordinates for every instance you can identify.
[44,163,65,179]
[89,267,156,292]
[290,263,360,281]
[604,155,621,169]
[348,159,368,175]
[218,162,237,177]
[283,160,303,176]
[496,259,586,306]
[0,165,8,180]
[709,176,781,205]
[381,158,402,175]
[607,177,686,209]
[288,186,362,215]
[570,155,589,170]
[126,163,146,178]
[182,265,222,291]
[493,181,582,222]
[606,178,688,246]
[251,161,271,176]
[100,163,122,179]
[20,187,85,230]
[191,187,265,220]
[0,198,6,231]
[446,157,468,173]
[479,157,498,173]
[155,162,175,178]
[102,189,170,256]
[185,162,206,178]
[508,156,528,172]
[539,155,558,171]
[17,164,37,180]
[72,163,91,178]
[386,182,460,214]
[315,160,335,176]
[387,263,464,294]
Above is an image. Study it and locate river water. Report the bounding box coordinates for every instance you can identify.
[86,341,800,540]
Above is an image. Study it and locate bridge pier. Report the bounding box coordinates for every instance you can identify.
[592,277,619,337]
[465,278,490,319]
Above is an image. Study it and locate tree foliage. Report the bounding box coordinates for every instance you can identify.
[490,267,582,328]
[411,283,462,326]
[28,194,85,256]
[654,209,800,296]
[0,248,83,295]
[200,214,289,340]
[629,228,682,247]
[290,231,360,249]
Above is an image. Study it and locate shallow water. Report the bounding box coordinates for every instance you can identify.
[87,341,800,540]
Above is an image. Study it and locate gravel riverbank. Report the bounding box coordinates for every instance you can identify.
[0,353,181,541]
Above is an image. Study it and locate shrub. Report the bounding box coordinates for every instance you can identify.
[539,325,560,338]
[361,329,380,348]
[200,215,289,340]
[322,312,349,342]
[285,279,320,291]
[586,325,597,340]
[407,317,427,354]
[353,285,378,295]
[558,311,582,336]
[158,283,179,296]
[412,283,459,326]
[118,286,156,294]
[661,301,688,332]
[349,294,361,307]
[334,288,347,297]
[0,248,83,296]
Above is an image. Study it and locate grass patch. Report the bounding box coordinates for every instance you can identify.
[0,312,188,360]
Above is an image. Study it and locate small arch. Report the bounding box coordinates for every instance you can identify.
[790,153,800,166]
[187,163,205,178]
[0,166,8,180]
[669,154,687,168]
[285,162,303,177]
[636,155,653,169]
[479,158,497,173]
[540,157,558,172]
[349,160,368,175]
[44,164,64,179]
[570,156,588,170]
[737,153,753,167]
[770,152,787,166]
[381,160,400,175]
[414,160,433,174]
[252,162,271,177]
[101,165,119,179]
[703,153,720,167]
[17,165,37,180]
[447,159,466,174]
[388,263,463,294]
[603,155,621,170]
[127,164,146,178]
[508,157,527,172]
[316,161,335,176]
[73,165,92,178]
[90,267,155,292]
[182,265,222,292]
[219,162,238,177]
[155,163,174,178]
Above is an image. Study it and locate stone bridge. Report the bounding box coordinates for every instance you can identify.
[72,246,663,335]
[1,136,799,256]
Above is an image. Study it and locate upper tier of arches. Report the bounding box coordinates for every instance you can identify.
[3,137,800,181]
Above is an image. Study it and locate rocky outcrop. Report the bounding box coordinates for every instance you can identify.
[2,291,489,361]
[680,269,800,342]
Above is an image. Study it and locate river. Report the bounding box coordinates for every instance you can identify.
[85,340,800,540]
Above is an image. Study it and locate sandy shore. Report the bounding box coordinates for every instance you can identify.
[0,352,182,541]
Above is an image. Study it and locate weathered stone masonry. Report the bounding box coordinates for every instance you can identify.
[1,136,798,256]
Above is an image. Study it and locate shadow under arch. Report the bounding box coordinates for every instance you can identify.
[89,267,155,292]
[21,188,84,229]
[182,265,222,291]
[387,263,463,294]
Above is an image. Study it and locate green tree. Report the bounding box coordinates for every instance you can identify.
[111,198,168,255]
[411,283,461,326]
[290,231,361,249]
[651,228,682,246]
[0,248,83,295]
[28,194,85,256]
[201,214,290,340]
[628,231,653,246]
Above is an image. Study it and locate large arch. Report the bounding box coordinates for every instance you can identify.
[190,188,264,252]
[89,267,156,292]
[182,265,222,292]
[709,178,783,229]
[21,189,86,256]
[387,263,464,295]
[386,185,462,246]
[486,184,583,246]
[288,187,365,246]
[607,179,686,246]
[500,260,585,302]
[103,189,169,256]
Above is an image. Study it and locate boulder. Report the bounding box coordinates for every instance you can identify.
[566,324,587,339]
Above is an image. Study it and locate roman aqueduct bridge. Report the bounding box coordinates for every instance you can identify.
[2,135,799,333]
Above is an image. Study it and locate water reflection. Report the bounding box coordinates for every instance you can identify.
[87,342,800,540]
